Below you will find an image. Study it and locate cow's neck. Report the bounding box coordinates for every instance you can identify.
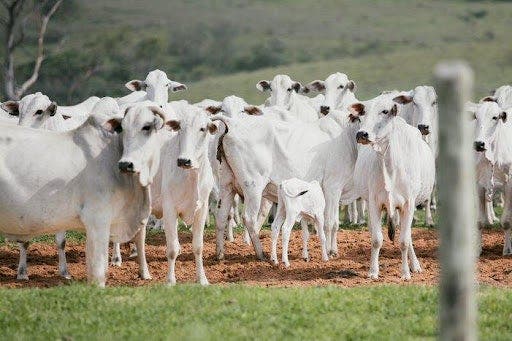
[73,117,115,158]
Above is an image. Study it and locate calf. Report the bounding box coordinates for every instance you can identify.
[352,95,435,280]
[270,178,328,267]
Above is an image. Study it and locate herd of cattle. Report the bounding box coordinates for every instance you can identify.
[0,69,510,287]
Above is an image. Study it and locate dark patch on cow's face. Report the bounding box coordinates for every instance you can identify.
[390,104,398,116]
[348,113,360,123]
[347,80,356,92]
[499,111,507,123]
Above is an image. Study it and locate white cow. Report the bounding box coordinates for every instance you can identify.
[482,85,512,108]
[211,108,360,260]
[270,178,328,267]
[118,69,187,107]
[257,74,319,122]
[118,102,216,285]
[472,101,512,255]
[351,96,435,280]
[0,105,156,286]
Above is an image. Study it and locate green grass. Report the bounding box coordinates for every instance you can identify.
[0,284,511,340]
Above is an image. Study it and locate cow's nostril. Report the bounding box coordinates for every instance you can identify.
[418,124,430,135]
[474,141,486,152]
[119,161,135,173]
[320,106,330,115]
[177,158,192,168]
[356,131,369,144]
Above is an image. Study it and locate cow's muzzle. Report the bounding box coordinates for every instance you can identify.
[177,158,192,169]
[320,106,330,115]
[119,161,135,173]
[474,141,486,152]
[418,124,430,136]
[356,131,370,144]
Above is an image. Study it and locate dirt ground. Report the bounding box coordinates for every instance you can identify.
[1,228,511,288]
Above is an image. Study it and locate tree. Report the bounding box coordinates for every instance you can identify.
[1,0,62,100]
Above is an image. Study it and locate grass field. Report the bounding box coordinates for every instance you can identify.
[0,284,511,340]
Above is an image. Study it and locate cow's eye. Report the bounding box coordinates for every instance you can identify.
[287,88,292,92]
[338,85,344,89]
[492,116,498,120]
[35,110,43,115]
[142,125,151,131]
[432,100,437,106]
[382,110,389,115]
[200,127,206,132]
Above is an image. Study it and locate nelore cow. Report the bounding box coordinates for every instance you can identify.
[351,95,435,280]
[211,107,360,261]
[0,102,158,286]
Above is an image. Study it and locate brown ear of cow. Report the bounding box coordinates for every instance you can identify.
[306,80,326,93]
[349,103,365,116]
[292,82,302,93]
[47,102,58,116]
[166,120,181,131]
[393,95,414,105]
[347,80,356,92]
[244,106,263,115]
[256,80,271,92]
[206,106,222,115]
[1,101,20,116]
[500,111,507,123]
[481,96,497,103]
[125,80,145,92]
[104,118,123,133]
[207,122,218,134]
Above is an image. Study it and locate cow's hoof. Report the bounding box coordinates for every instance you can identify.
[60,272,72,280]
[411,263,422,274]
[503,247,512,256]
[368,272,379,280]
[199,278,209,286]
[16,274,29,281]
[401,273,412,281]
[216,252,225,261]
[139,272,152,280]
[284,262,291,268]
[329,250,338,257]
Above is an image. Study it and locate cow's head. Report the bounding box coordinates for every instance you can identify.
[256,74,302,107]
[115,105,170,187]
[472,101,508,156]
[167,104,218,169]
[125,69,187,106]
[206,95,262,118]
[305,72,356,115]
[1,92,58,129]
[354,97,402,145]
[394,85,437,136]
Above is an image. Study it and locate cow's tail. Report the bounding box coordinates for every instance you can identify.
[210,115,231,163]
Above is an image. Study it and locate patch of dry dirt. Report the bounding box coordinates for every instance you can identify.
[1,229,511,288]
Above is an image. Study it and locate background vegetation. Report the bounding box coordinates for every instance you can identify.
[1,0,512,103]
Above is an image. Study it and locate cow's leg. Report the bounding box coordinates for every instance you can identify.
[226,208,235,242]
[163,206,180,285]
[129,243,138,258]
[315,215,329,262]
[301,220,310,261]
[55,232,70,279]
[242,190,266,260]
[425,198,434,226]
[16,241,30,280]
[215,189,234,260]
[368,199,383,279]
[408,239,422,274]
[399,201,415,280]
[348,201,357,224]
[191,203,209,285]
[270,206,285,266]
[501,184,512,255]
[281,216,295,267]
[255,198,273,235]
[324,191,341,256]
[233,195,242,225]
[357,199,367,225]
[83,217,110,288]
[133,227,151,280]
[111,242,122,267]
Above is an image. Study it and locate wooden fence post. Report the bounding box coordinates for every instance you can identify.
[435,61,477,341]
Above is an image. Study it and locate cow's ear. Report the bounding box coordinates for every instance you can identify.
[500,111,507,123]
[292,82,302,93]
[256,80,271,92]
[390,104,398,116]
[207,122,218,134]
[165,120,181,131]
[205,105,222,115]
[168,81,187,92]
[244,106,263,115]
[481,96,497,103]
[1,101,19,116]
[125,80,145,92]
[393,95,414,104]
[349,103,365,116]
[46,102,57,116]
[347,80,356,92]
[104,118,123,133]
[305,80,325,93]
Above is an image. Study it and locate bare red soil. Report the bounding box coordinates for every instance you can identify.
[1,229,511,288]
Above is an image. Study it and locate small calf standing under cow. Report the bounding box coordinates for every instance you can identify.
[270,178,328,267]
